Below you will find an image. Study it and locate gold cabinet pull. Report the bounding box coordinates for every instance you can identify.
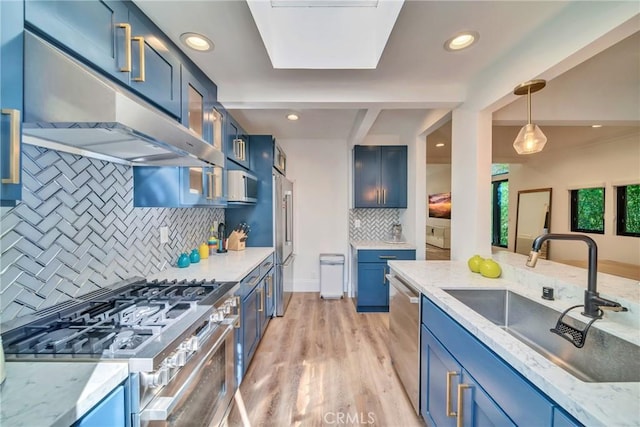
[132,36,145,82]
[116,23,131,72]
[258,287,264,312]
[382,266,387,285]
[378,255,397,260]
[1,109,21,184]
[383,188,386,204]
[269,276,273,298]
[456,383,471,427]
[266,276,272,298]
[376,189,380,204]
[446,371,459,417]
[235,296,241,329]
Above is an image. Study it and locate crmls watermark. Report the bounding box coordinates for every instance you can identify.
[323,411,376,425]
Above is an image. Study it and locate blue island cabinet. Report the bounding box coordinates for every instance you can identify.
[353,145,407,208]
[73,382,126,427]
[1,0,23,206]
[355,249,415,312]
[420,295,582,427]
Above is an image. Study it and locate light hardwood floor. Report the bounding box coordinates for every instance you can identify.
[227,293,424,427]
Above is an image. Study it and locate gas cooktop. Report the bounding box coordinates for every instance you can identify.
[2,278,237,359]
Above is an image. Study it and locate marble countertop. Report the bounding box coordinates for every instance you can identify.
[350,240,416,250]
[0,361,129,427]
[388,251,640,427]
[149,247,274,282]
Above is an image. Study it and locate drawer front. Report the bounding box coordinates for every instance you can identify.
[421,295,554,426]
[237,265,261,298]
[358,249,415,263]
[258,253,275,278]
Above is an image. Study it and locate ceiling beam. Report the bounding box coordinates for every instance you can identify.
[348,108,381,147]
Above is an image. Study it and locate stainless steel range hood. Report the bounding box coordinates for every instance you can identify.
[22,31,225,168]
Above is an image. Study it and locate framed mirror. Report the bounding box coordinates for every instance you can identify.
[514,188,552,258]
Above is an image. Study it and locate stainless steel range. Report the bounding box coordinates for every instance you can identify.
[1,277,240,427]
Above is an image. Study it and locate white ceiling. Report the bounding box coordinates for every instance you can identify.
[134,1,639,149]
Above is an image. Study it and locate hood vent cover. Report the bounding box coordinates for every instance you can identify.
[22,32,224,168]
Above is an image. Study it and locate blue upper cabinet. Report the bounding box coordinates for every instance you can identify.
[24,0,130,84]
[353,145,407,208]
[1,0,23,206]
[25,0,180,118]
[226,115,250,170]
[127,9,180,117]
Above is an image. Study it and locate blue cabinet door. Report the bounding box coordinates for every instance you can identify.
[380,146,407,208]
[242,286,260,376]
[1,0,23,206]
[226,115,250,169]
[127,11,180,117]
[421,325,460,427]
[353,145,381,208]
[421,325,514,427]
[356,263,388,310]
[73,383,126,427]
[25,0,130,84]
[459,370,515,427]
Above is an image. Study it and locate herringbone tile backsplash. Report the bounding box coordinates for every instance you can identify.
[349,208,400,241]
[0,145,223,322]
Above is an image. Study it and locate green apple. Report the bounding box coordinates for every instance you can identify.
[480,259,502,278]
[467,255,484,273]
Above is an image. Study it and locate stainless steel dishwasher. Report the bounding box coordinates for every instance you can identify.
[388,273,420,414]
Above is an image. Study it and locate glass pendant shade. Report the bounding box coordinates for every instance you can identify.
[513,123,547,154]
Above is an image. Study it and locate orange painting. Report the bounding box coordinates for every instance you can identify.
[428,192,451,219]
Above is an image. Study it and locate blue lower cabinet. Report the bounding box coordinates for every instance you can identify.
[420,295,582,427]
[73,383,126,427]
[355,249,415,312]
[241,284,259,376]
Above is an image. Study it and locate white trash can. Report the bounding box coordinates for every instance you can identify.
[319,253,345,299]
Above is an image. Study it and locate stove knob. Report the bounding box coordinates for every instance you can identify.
[228,298,237,307]
[165,355,177,368]
[188,336,199,352]
[175,349,187,367]
[154,367,169,387]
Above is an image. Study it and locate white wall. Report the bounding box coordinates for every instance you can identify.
[277,138,350,291]
[426,164,452,228]
[507,131,640,265]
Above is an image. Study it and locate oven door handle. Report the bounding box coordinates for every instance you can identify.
[140,319,236,421]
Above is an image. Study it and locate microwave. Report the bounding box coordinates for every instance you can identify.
[227,170,258,203]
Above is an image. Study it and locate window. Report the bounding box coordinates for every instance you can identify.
[492,180,509,247]
[491,163,509,176]
[570,188,605,234]
[616,184,640,237]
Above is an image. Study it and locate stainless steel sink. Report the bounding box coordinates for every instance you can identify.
[443,289,640,383]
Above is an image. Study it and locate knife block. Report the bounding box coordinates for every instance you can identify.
[227,231,246,251]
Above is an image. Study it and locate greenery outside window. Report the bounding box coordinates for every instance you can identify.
[616,184,640,237]
[492,180,509,247]
[570,188,604,234]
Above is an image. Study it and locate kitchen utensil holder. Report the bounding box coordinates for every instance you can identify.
[550,304,602,348]
[227,231,246,251]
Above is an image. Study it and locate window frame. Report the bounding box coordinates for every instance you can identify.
[616,184,640,237]
[491,178,509,248]
[570,187,605,234]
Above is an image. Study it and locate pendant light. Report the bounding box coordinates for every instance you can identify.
[512,79,547,155]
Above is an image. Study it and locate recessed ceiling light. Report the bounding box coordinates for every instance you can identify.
[444,31,479,52]
[180,33,214,52]
[591,124,603,128]
[286,113,300,121]
[435,143,445,148]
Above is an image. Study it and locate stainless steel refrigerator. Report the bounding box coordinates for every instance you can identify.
[274,173,294,316]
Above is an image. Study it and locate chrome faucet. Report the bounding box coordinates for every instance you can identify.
[526,233,628,318]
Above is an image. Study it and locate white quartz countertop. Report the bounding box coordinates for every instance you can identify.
[149,247,274,282]
[0,361,129,427]
[350,240,416,250]
[388,251,640,427]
